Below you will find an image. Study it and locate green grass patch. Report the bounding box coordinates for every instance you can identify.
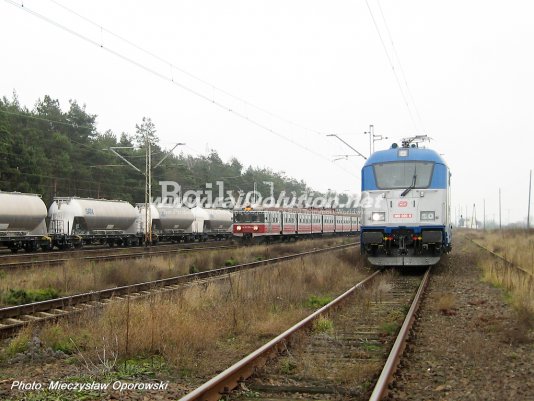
[313,316,334,333]
[3,288,60,305]
[360,340,383,352]
[224,258,239,266]
[306,295,333,309]
[5,330,31,356]
[189,265,199,274]
[107,356,166,380]
[41,325,91,354]
[279,357,297,374]
[379,322,400,336]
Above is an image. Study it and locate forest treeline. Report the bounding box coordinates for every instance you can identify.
[0,93,312,206]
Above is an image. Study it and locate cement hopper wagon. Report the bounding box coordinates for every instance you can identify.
[49,197,139,248]
[0,191,50,252]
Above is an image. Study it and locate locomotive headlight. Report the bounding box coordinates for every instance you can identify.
[371,212,385,221]
[236,225,242,231]
[253,225,259,231]
[420,211,435,221]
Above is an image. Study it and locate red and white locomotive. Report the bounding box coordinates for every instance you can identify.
[232,207,359,241]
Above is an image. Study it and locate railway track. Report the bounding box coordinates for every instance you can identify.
[0,242,356,338]
[465,235,533,277]
[0,241,235,270]
[179,267,430,401]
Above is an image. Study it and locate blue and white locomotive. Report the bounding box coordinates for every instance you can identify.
[360,136,452,266]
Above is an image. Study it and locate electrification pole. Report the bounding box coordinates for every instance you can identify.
[144,134,149,245]
[483,199,486,230]
[108,141,185,246]
[528,170,532,229]
[365,125,372,156]
[363,124,388,157]
[144,130,153,246]
[499,188,502,230]
[263,181,274,199]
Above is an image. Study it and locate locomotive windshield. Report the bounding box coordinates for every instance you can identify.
[233,212,265,223]
[373,161,434,190]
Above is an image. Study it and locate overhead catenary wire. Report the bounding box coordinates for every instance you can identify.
[47,0,327,139]
[0,108,95,131]
[376,0,425,132]
[5,0,358,180]
[0,108,112,155]
[0,112,321,194]
[364,0,420,133]
[0,109,177,160]
[0,107,320,189]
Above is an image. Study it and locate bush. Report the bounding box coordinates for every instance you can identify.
[3,288,60,305]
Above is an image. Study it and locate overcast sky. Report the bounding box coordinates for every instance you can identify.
[2,1,533,224]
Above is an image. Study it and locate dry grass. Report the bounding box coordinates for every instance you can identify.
[435,292,458,315]
[4,246,367,377]
[0,237,352,306]
[467,230,534,313]
[473,229,534,275]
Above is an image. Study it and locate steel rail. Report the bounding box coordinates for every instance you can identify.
[465,235,532,277]
[0,242,357,333]
[0,240,228,259]
[179,268,381,401]
[0,243,237,270]
[368,267,431,401]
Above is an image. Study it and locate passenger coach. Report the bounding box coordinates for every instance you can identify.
[233,208,359,242]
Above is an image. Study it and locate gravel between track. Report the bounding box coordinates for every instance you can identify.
[387,236,534,401]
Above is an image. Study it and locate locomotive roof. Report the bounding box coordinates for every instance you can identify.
[364,146,447,167]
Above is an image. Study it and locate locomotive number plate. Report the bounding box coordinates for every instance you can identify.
[393,213,413,218]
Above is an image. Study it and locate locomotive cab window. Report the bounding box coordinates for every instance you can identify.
[373,161,434,190]
[234,212,265,223]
